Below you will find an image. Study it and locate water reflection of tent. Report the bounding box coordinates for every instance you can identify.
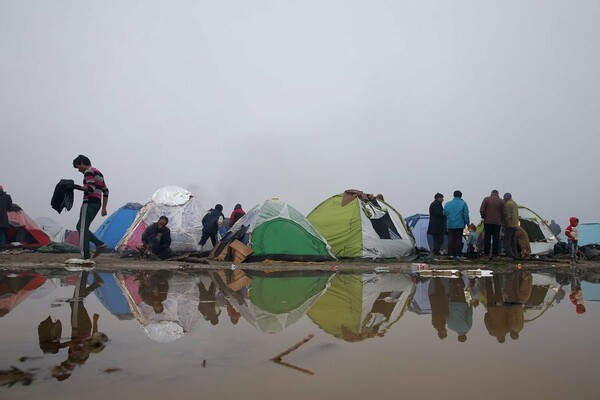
[116,272,202,342]
[88,272,133,320]
[0,272,47,317]
[245,273,334,333]
[409,279,431,315]
[523,273,562,323]
[307,273,416,342]
[582,281,600,301]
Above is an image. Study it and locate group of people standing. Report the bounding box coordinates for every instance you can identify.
[427,189,522,260]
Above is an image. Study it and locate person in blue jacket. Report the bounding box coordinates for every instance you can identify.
[443,190,470,258]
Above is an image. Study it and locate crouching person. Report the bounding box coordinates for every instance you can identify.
[142,216,173,260]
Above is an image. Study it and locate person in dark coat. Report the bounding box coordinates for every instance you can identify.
[0,185,13,249]
[141,216,173,260]
[427,193,446,256]
[198,204,225,250]
[480,190,506,259]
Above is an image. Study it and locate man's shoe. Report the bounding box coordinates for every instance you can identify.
[93,244,107,259]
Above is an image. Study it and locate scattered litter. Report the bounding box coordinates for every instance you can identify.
[411,263,429,272]
[417,269,460,277]
[465,269,493,277]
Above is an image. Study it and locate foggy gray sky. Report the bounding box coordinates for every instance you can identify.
[1,1,599,232]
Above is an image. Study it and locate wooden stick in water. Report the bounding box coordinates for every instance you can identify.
[271,334,315,361]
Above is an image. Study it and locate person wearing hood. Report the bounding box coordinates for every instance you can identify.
[0,185,12,249]
[565,217,580,263]
[443,190,470,258]
[427,193,446,256]
[199,204,225,250]
[229,204,246,228]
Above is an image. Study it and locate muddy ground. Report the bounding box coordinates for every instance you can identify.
[1,250,596,273]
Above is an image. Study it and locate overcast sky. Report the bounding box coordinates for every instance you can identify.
[1,1,598,232]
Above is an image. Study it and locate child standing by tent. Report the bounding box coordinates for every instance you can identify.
[565,217,580,263]
[466,224,479,259]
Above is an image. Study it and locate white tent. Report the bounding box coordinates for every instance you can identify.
[116,186,207,254]
[518,206,558,255]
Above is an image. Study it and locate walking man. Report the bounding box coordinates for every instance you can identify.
[73,155,109,260]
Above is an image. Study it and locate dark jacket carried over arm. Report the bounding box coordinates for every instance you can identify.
[51,179,76,214]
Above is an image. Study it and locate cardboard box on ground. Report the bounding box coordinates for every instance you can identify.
[210,239,253,264]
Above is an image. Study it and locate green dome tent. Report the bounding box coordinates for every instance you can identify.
[307,190,415,259]
[307,273,416,342]
[223,198,336,262]
[246,273,335,333]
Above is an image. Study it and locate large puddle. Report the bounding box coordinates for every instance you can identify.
[1,267,599,400]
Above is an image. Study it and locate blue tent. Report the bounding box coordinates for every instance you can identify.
[405,213,448,251]
[578,223,600,246]
[89,272,133,320]
[95,202,142,250]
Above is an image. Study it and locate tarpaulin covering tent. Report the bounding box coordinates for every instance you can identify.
[307,190,415,259]
[116,186,206,255]
[244,272,334,333]
[88,272,133,320]
[221,198,336,262]
[578,223,600,246]
[518,206,558,255]
[115,271,202,342]
[6,204,51,249]
[35,217,67,243]
[95,202,142,250]
[307,273,415,342]
[405,213,448,252]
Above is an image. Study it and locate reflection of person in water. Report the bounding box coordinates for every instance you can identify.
[197,278,220,325]
[43,271,107,381]
[569,269,586,314]
[447,277,472,342]
[428,278,449,339]
[138,271,172,314]
[482,270,532,343]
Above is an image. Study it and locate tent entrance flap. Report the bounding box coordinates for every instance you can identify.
[520,219,545,242]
